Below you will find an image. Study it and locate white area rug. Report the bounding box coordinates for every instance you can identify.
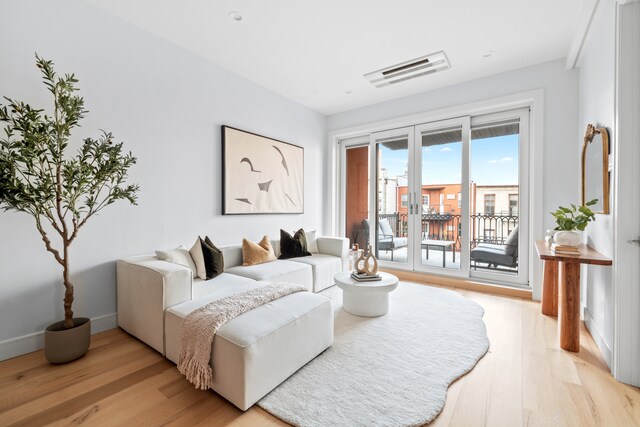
[258,282,489,427]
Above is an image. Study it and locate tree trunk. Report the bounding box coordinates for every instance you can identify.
[63,245,74,329]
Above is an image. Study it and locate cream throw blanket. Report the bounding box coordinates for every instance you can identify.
[178,282,308,390]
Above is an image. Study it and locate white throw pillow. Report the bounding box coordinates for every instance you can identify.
[379,218,394,237]
[156,245,197,278]
[305,230,319,254]
[189,238,207,280]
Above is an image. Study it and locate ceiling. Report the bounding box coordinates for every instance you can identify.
[83,0,585,115]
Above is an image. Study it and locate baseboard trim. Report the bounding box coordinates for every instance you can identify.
[0,312,117,362]
[383,269,533,299]
[583,308,613,368]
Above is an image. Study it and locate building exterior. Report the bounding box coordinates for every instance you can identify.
[391,183,519,243]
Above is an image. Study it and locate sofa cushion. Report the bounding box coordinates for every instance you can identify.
[289,254,342,292]
[305,230,319,254]
[225,260,313,291]
[379,218,394,237]
[242,235,277,266]
[192,272,257,300]
[504,226,519,256]
[203,236,224,279]
[189,238,207,280]
[471,244,515,267]
[221,245,243,269]
[279,228,311,259]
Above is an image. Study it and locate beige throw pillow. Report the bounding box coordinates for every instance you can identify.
[242,235,276,266]
[189,238,207,280]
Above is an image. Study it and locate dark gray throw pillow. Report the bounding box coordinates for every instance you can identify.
[504,225,519,256]
[279,228,312,259]
[201,236,224,280]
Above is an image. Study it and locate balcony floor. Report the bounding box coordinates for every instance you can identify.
[375,246,518,275]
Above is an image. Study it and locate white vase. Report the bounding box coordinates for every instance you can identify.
[554,230,581,246]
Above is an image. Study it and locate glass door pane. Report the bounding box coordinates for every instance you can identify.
[414,118,470,275]
[469,109,529,285]
[372,128,414,267]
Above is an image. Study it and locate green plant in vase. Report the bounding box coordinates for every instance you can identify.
[0,55,139,363]
[550,199,597,246]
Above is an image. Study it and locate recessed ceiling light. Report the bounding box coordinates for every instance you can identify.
[228,11,243,21]
[482,51,495,58]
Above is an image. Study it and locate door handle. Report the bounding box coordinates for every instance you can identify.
[415,191,420,213]
[629,239,640,247]
[409,192,413,215]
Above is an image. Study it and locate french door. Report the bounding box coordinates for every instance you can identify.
[342,108,530,287]
[412,118,471,278]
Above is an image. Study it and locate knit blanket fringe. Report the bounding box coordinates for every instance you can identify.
[177,282,308,390]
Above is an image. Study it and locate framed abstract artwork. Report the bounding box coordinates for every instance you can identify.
[222,126,304,214]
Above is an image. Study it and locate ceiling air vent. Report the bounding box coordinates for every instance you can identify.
[364,51,450,88]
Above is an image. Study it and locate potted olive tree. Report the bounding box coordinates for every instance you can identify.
[0,55,139,363]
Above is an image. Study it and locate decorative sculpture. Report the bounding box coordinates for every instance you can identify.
[355,245,378,275]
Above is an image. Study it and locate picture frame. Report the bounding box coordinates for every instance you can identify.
[222,126,304,214]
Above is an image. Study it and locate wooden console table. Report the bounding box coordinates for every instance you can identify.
[534,241,612,352]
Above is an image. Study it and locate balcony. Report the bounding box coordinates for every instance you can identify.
[373,211,519,272]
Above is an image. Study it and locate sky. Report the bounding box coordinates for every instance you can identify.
[380,134,519,186]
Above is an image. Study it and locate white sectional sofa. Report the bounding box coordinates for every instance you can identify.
[116,235,348,410]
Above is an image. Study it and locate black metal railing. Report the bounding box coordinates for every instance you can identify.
[377,212,518,251]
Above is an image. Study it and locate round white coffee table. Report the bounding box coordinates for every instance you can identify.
[334,271,399,317]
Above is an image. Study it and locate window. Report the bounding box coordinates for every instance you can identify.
[509,194,518,216]
[422,194,430,212]
[401,193,408,207]
[458,192,462,208]
[484,194,495,215]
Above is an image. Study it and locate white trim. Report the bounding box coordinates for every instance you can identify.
[612,0,640,386]
[468,108,530,286]
[328,90,544,298]
[370,127,415,269]
[412,117,471,277]
[566,0,601,69]
[0,312,117,361]
[584,308,613,367]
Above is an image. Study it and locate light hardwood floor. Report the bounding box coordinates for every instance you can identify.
[1,284,639,427]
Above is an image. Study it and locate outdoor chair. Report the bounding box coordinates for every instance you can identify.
[361,218,408,261]
[470,225,519,271]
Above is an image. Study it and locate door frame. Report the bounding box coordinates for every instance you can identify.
[328,90,544,294]
[369,127,416,269]
[468,108,530,286]
[412,117,471,278]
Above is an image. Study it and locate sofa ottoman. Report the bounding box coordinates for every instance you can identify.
[164,282,333,410]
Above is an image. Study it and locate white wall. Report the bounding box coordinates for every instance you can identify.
[576,0,615,367]
[0,0,326,359]
[328,59,580,300]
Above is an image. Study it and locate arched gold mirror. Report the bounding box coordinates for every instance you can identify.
[581,124,610,214]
